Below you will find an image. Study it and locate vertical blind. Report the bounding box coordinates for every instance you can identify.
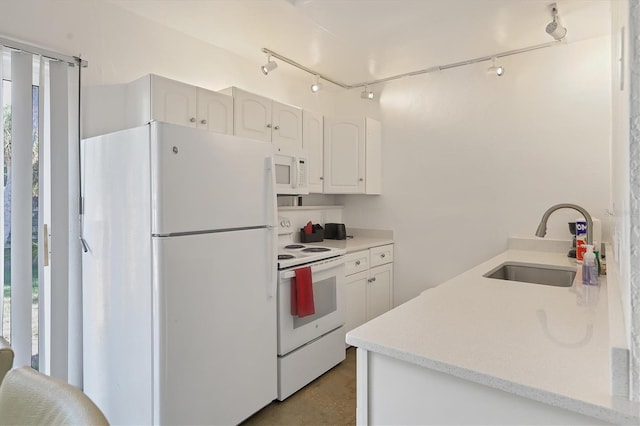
[0,39,83,386]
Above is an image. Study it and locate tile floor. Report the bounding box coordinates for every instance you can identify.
[242,347,356,425]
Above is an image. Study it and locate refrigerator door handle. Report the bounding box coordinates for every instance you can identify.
[266,156,278,298]
[266,156,278,228]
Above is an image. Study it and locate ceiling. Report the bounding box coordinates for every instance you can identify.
[108,0,611,87]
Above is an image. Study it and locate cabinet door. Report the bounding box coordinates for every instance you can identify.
[345,271,369,335]
[273,102,302,151]
[150,75,197,128]
[323,117,365,193]
[196,88,233,134]
[365,117,382,194]
[303,111,324,193]
[367,263,393,321]
[233,89,272,142]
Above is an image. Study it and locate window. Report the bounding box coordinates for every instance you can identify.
[0,41,83,385]
[1,75,42,370]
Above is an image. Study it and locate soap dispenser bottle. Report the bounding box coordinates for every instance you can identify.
[582,245,599,286]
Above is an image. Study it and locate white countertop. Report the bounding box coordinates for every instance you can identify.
[314,236,393,253]
[313,228,394,253]
[346,242,640,424]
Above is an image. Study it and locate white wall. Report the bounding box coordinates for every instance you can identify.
[337,36,612,305]
[610,0,640,402]
[0,0,336,127]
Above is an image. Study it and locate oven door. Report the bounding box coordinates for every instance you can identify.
[277,256,345,356]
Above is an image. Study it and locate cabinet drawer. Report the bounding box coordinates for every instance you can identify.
[345,251,369,276]
[370,244,393,267]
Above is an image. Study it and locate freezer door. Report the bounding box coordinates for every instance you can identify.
[150,122,275,235]
[153,228,277,425]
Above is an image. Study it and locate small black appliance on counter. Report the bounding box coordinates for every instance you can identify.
[324,223,347,240]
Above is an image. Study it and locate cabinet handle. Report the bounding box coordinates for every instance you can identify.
[190,117,196,123]
[359,178,364,181]
[355,260,361,266]
[381,253,386,258]
[274,125,280,130]
[371,277,377,282]
[319,177,324,180]
[266,124,272,128]
[200,119,207,125]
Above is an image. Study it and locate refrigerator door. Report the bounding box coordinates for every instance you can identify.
[153,227,277,425]
[150,122,275,235]
[82,126,154,425]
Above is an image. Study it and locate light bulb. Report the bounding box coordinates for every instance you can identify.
[310,76,322,93]
[361,90,374,100]
[261,60,277,75]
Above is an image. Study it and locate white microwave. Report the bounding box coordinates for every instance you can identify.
[274,151,309,195]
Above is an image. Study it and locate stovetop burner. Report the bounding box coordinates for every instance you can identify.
[278,254,295,260]
[302,247,331,253]
[285,244,305,249]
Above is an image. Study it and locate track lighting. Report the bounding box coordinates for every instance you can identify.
[261,53,278,75]
[545,3,567,41]
[360,86,375,100]
[310,75,322,93]
[487,57,504,77]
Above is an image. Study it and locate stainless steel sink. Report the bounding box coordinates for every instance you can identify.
[483,262,576,287]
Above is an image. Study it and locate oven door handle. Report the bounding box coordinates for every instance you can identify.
[280,257,345,280]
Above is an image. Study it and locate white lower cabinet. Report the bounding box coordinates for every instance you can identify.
[344,244,394,335]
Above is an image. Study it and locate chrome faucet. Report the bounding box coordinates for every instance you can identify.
[535,203,593,245]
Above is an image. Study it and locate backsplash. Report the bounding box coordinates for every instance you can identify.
[278,205,343,242]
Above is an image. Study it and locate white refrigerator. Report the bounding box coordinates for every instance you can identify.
[81,122,278,425]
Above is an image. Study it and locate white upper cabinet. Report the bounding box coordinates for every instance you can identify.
[365,117,382,195]
[127,74,233,134]
[150,76,197,128]
[303,110,324,193]
[272,102,303,151]
[224,87,302,150]
[323,116,381,194]
[230,88,272,142]
[196,88,233,134]
[324,117,365,193]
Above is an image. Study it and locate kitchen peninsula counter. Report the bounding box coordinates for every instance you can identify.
[346,238,640,425]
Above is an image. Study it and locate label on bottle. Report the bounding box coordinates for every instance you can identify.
[576,220,587,262]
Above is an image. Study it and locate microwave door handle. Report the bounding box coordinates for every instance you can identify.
[291,157,298,189]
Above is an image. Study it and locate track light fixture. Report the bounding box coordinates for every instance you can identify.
[310,75,322,93]
[261,53,278,75]
[360,85,375,100]
[487,57,504,77]
[545,3,567,41]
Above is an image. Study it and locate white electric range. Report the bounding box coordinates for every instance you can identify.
[277,216,346,269]
[275,216,346,400]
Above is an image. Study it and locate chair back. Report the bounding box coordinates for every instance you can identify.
[0,366,109,425]
[0,337,13,385]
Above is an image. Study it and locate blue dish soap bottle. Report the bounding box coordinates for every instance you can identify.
[582,245,599,285]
